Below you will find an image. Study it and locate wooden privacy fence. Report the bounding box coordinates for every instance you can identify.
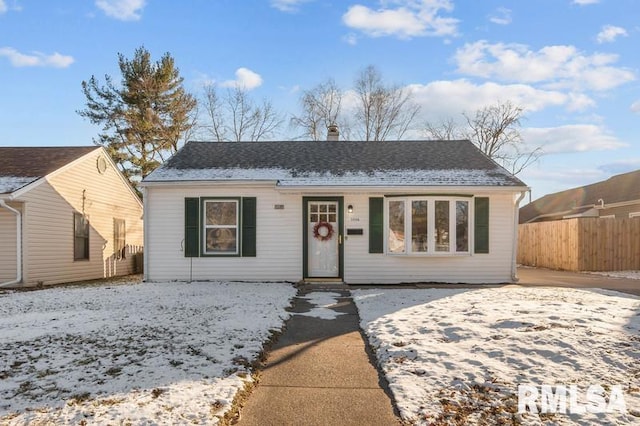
[518,218,640,272]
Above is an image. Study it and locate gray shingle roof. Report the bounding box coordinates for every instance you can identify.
[144,140,527,187]
[519,169,640,223]
[0,146,98,194]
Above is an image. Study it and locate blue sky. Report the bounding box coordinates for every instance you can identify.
[1,0,639,200]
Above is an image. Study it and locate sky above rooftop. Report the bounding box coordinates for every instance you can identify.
[1,0,638,200]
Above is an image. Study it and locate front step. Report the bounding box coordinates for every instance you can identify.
[298,278,348,290]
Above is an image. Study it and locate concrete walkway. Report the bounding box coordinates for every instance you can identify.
[237,286,401,426]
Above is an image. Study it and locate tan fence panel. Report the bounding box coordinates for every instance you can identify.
[518,218,640,272]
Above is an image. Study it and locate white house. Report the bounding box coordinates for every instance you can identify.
[141,139,528,284]
[0,146,143,287]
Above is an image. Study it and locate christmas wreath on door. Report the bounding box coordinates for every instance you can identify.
[313,221,334,241]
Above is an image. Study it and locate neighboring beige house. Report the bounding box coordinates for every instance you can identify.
[141,139,528,284]
[519,169,640,223]
[0,146,143,287]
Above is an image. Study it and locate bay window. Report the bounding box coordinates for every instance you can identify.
[385,197,471,255]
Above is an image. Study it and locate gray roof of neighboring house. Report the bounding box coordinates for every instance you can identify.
[519,169,640,223]
[144,140,527,187]
[0,146,98,194]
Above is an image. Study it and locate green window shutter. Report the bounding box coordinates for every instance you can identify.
[369,197,384,253]
[184,198,200,257]
[241,197,257,257]
[474,197,490,254]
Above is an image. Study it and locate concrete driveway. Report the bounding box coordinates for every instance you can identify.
[517,267,640,296]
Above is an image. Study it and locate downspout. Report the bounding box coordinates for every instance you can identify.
[142,187,148,282]
[0,200,22,287]
[511,191,527,282]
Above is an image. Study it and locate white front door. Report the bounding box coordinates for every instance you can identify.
[307,201,340,278]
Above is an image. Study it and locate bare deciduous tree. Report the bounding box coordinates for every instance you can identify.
[290,78,344,140]
[423,117,460,141]
[291,66,420,141]
[200,85,283,141]
[353,65,420,141]
[424,101,541,175]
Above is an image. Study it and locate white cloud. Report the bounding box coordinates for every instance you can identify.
[0,47,74,68]
[342,33,359,46]
[521,167,605,191]
[596,25,628,44]
[489,7,511,25]
[0,0,7,14]
[221,67,263,90]
[405,79,593,122]
[521,125,626,154]
[597,158,640,174]
[270,0,310,13]
[454,40,635,91]
[342,0,459,39]
[572,0,599,4]
[95,0,145,21]
[631,100,640,113]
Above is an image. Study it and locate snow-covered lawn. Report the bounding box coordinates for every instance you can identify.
[353,286,640,425]
[589,270,640,280]
[0,281,296,425]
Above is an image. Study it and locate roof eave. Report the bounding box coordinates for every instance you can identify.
[275,184,529,193]
[140,179,279,188]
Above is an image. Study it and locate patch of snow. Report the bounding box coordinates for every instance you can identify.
[353,286,640,425]
[296,292,346,320]
[0,280,296,425]
[0,176,38,194]
[588,270,640,280]
[144,167,520,187]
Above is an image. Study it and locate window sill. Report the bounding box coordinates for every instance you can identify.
[386,252,472,257]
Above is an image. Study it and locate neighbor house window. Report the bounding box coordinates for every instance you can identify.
[74,213,89,260]
[203,199,239,255]
[114,218,126,259]
[385,197,470,255]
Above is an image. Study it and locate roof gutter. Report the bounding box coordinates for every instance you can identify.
[0,200,22,288]
[511,191,527,282]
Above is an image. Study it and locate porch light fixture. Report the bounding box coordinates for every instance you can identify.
[347,204,353,213]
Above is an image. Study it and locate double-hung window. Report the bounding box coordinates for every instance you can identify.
[185,197,256,258]
[74,213,90,260]
[114,218,126,259]
[385,197,471,255]
[203,199,239,255]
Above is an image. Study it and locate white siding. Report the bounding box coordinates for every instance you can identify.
[17,150,143,286]
[0,202,20,282]
[342,192,517,284]
[145,185,302,282]
[146,185,521,284]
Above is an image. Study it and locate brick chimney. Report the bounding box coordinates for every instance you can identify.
[327,124,339,141]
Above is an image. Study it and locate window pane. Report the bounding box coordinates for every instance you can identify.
[320,204,327,213]
[310,213,318,222]
[328,213,336,223]
[456,201,469,252]
[206,201,237,226]
[310,204,318,213]
[75,214,88,237]
[411,200,428,252]
[388,200,405,253]
[328,204,336,213]
[206,228,237,253]
[435,201,450,252]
